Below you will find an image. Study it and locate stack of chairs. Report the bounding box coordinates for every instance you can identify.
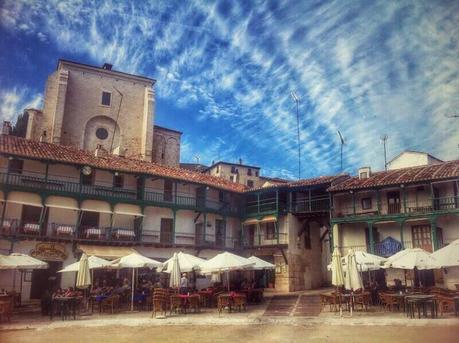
[151,288,168,318]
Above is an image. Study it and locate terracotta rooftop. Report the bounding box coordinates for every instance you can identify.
[0,135,247,193]
[246,175,348,193]
[328,160,459,192]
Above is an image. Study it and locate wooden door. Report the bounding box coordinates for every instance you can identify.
[195,223,204,245]
[30,261,62,299]
[411,225,432,252]
[387,191,401,214]
[160,218,173,244]
[196,187,206,209]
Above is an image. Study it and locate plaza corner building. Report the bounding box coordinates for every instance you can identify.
[0,60,458,301]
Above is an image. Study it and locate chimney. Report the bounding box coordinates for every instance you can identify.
[94,144,109,158]
[2,121,12,135]
[358,166,371,179]
[239,158,243,165]
[102,63,113,70]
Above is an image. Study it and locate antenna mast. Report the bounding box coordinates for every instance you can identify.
[291,91,301,179]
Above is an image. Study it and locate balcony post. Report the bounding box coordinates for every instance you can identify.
[430,216,438,251]
[44,162,49,187]
[275,190,279,213]
[0,190,8,232]
[308,189,312,212]
[38,196,46,235]
[276,218,280,244]
[376,190,381,215]
[288,191,293,213]
[368,222,375,254]
[203,213,207,243]
[172,209,177,244]
[351,191,356,215]
[75,201,82,239]
[257,193,260,214]
[401,185,407,213]
[138,175,145,201]
[257,221,261,246]
[174,181,178,205]
[398,219,405,249]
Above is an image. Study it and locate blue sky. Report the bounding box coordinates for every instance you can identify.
[0,0,458,180]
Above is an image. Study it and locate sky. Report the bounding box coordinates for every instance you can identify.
[0,0,458,180]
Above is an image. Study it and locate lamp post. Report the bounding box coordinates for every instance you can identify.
[290,91,301,180]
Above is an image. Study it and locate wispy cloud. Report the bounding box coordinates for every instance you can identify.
[1,0,458,178]
[0,88,42,122]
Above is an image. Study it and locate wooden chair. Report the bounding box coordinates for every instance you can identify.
[233,295,247,312]
[320,293,338,312]
[354,293,371,311]
[381,294,399,312]
[188,295,201,313]
[217,295,232,315]
[101,295,120,314]
[0,297,13,322]
[152,294,167,318]
[170,295,183,315]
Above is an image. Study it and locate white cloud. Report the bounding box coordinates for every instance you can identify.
[0,88,43,122]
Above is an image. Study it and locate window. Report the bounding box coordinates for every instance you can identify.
[8,159,23,174]
[216,165,220,173]
[248,168,252,176]
[219,191,225,203]
[96,127,108,140]
[101,91,111,106]
[164,179,173,202]
[231,166,237,174]
[113,174,124,188]
[266,222,276,240]
[361,197,372,210]
[255,171,259,177]
[81,171,94,186]
[247,180,254,188]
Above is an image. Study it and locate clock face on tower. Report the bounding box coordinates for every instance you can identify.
[81,165,92,176]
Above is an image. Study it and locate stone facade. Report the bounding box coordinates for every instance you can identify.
[26,60,155,161]
[152,125,181,167]
[207,162,261,187]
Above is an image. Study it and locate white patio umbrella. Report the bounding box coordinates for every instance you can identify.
[344,249,363,291]
[169,253,181,288]
[331,248,345,288]
[163,252,205,273]
[247,256,275,270]
[0,253,48,270]
[199,252,255,291]
[76,253,91,289]
[327,250,386,272]
[384,248,440,270]
[109,253,162,311]
[431,239,459,267]
[58,256,111,273]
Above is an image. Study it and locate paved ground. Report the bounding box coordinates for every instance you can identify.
[2,324,459,343]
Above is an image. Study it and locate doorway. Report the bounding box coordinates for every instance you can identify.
[30,261,63,299]
[387,191,401,214]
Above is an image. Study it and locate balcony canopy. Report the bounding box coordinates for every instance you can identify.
[243,218,259,226]
[78,244,137,260]
[45,196,79,211]
[113,203,143,216]
[7,191,43,207]
[80,200,112,214]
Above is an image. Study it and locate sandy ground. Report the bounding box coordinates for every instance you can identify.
[2,324,459,343]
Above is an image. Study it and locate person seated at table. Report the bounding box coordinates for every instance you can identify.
[52,288,64,298]
[63,287,76,297]
[179,273,189,295]
[240,279,249,289]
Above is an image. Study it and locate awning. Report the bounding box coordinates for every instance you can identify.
[45,196,79,211]
[78,244,137,260]
[7,191,43,207]
[80,200,112,214]
[260,215,277,223]
[113,203,143,216]
[243,218,259,226]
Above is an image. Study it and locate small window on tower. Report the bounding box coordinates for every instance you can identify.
[101,91,111,106]
[247,180,254,188]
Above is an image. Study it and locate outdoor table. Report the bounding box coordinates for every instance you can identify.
[56,225,74,236]
[388,293,411,312]
[177,294,200,313]
[453,296,459,317]
[23,223,40,234]
[50,297,80,320]
[405,295,437,319]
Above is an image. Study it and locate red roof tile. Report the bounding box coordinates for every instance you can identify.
[0,135,247,193]
[246,175,349,192]
[328,160,459,192]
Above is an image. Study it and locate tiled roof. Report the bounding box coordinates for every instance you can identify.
[328,160,459,192]
[0,135,247,193]
[246,175,348,193]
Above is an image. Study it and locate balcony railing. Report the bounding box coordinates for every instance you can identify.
[0,171,241,215]
[292,197,329,213]
[0,220,139,242]
[240,232,288,247]
[141,230,236,248]
[245,197,286,216]
[332,196,459,219]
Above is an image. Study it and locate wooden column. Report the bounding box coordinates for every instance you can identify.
[399,220,405,249]
[368,222,375,254]
[430,216,438,251]
[351,191,356,215]
[172,209,177,244]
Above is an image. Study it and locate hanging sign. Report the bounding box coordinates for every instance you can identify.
[30,242,67,261]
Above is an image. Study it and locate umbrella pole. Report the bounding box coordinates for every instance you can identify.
[227,271,230,292]
[131,268,134,311]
